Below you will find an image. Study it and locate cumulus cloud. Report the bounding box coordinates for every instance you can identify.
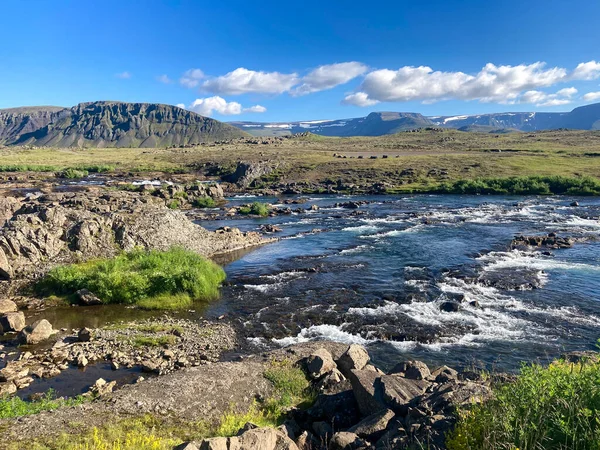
[180,69,205,88]
[292,62,368,96]
[583,91,600,102]
[157,74,172,84]
[116,71,132,79]
[175,103,186,109]
[571,61,600,81]
[202,68,299,95]
[519,87,577,107]
[185,96,266,116]
[344,61,600,106]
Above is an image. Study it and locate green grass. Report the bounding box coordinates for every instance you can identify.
[0,391,87,419]
[447,357,600,450]
[436,175,600,195]
[166,200,180,209]
[239,202,270,217]
[37,248,226,310]
[132,335,177,348]
[193,196,217,208]
[60,168,89,179]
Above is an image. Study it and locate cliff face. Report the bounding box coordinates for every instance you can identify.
[0,102,248,147]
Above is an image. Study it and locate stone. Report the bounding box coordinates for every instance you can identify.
[337,344,370,378]
[430,365,458,383]
[312,421,333,439]
[0,299,17,314]
[200,427,299,450]
[348,408,395,440]
[348,369,387,416]
[0,381,17,396]
[199,437,229,450]
[17,319,55,345]
[174,443,200,450]
[76,289,102,306]
[308,390,361,429]
[328,432,367,450]
[380,374,430,414]
[0,311,26,332]
[390,360,430,380]
[439,301,460,312]
[77,355,89,367]
[78,327,92,342]
[0,248,12,279]
[306,348,337,380]
[316,368,346,392]
[91,378,117,396]
[570,201,579,207]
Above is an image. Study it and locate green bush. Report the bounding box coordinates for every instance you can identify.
[59,168,89,179]
[38,248,226,309]
[447,357,600,450]
[167,200,180,209]
[437,175,600,195]
[193,197,217,208]
[239,202,270,217]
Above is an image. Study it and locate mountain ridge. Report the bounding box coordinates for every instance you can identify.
[230,103,600,137]
[0,101,248,147]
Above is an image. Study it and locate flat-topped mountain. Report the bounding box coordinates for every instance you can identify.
[231,102,600,137]
[0,101,247,147]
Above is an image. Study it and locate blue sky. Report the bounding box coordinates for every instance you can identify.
[1,0,600,121]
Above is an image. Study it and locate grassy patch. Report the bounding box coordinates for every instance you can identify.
[59,168,89,179]
[38,248,226,309]
[447,357,600,450]
[193,196,217,208]
[0,390,87,419]
[132,335,177,348]
[436,175,600,195]
[239,202,270,217]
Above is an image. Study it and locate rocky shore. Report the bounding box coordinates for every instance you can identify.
[2,342,493,449]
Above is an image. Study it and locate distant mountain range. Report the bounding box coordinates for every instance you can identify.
[230,102,600,137]
[0,101,247,147]
[1,101,600,148]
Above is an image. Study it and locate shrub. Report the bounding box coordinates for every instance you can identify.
[38,248,226,309]
[447,357,600,450]
[437,175,600,195]
[193,197,217,208]
[167,200,180,209]
[60,168,89,179]
[239,202,270,217]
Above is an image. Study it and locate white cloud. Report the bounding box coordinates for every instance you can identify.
[571,61,600,81]
[292,62,368,95]
[342,92,380,107]
[344,61,600,106]
[180,69,205,88]
[583,91,600,102]
[186,96,266,116]
[175,103,186,109]
[116,71,132,79]
[157,74,172,84]
[202,68,299,95]
[519,87,577,107]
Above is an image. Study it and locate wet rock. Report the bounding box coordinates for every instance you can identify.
[511,234,573,249]
[0,299,17,314]
[306,348,337,380]
[337,344,370,378]
[439,301,460,312]
[76,289,102,306]
[570,201,579,207]
[77,354,89,367]
[260,224,282,233]
[0,311,26,332]
[391,360,430,380]
[17,319,55,345]
[78,327,92,342]
[328,432,367,450]
[348,408,395,440]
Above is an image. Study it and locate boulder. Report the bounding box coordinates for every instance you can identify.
[348,369,387,416]
[390,360,430,380]
[337,344,370,378]
[306,348,337,380]
[439,301,460,312]
[430,365,458,383]
[174,443,200,450]
[76,289,102,306]
[200,427,299,450]
[17,319,55,345]
[328,432,367,450]
[348,408,395,440]
[380,374,430,414]
[78,327,92,342]
[307,390,361,429]
[0,248,12,279]
[0,299,17,314]
[312,421,333,439]
[0,311,26,332]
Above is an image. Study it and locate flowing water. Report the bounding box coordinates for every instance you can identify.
[202,194,600,372]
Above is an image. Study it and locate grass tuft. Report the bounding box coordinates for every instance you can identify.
[447,357,600,450]
[193,196,217,208]
[239,202,270,217]
[0,390,87,419]
[37,248,226,310]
